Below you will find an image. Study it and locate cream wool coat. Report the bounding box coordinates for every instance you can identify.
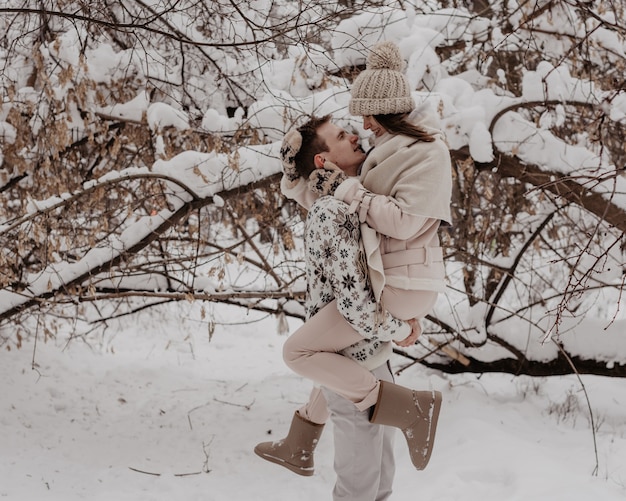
[334,116,453,300]
[282,114,453,302]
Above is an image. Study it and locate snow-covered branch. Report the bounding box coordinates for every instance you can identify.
[1,0,624,375]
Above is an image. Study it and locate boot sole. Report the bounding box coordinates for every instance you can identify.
[253,446,315,477]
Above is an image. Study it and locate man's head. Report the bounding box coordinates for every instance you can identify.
[294,115,365,178]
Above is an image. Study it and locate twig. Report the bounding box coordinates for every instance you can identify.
[394,336,470,375]
[128,467,203,477]
[187,401,211,431]
[187,395,255,431]
[128,467,160,476]
[203,437,214,474]
[234,383,249,393]
[485,212,555,330]
[552,340,599,476]
[213,397,255,410]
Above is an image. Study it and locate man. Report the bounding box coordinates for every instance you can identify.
[255,116,418,500]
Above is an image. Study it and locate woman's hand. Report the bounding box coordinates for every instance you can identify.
[394,318,422,347]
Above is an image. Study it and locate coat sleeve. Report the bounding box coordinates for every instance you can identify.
[334,179,430,240]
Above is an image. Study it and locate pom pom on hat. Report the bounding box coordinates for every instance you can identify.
[349,41,415,116]
[367,41,405,72]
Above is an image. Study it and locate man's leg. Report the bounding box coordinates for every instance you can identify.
[323,362,396,501]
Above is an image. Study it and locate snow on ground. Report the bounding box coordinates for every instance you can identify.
[1,303,626,501]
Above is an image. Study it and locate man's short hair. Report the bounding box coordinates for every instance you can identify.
[294,114,332,178]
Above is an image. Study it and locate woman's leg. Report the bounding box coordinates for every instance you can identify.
[284,300,381,410]
[285,291,437,412]
[382,287,438,320]
[297,386,330,424]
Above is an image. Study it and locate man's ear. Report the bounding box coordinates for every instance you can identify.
[313,154,325,169]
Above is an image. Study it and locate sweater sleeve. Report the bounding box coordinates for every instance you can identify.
[335,179,430,240]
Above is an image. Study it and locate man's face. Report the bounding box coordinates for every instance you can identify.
[316,121,365,177]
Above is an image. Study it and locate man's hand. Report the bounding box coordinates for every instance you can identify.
[307,160,347,196]
[280,129,302,183]
[394,318,422,347]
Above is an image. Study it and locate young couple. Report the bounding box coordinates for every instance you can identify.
[254,41,452,499]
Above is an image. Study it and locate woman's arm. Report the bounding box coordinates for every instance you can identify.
[335,179,430,240]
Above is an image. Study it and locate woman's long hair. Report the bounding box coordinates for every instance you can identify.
[374,113,435,142]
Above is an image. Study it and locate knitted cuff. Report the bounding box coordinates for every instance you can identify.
[308,169,347,197]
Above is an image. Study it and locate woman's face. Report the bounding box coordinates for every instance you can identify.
[362,116,387,138]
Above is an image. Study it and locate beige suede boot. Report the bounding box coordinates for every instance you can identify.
[369,380,442,470]
[254,411,324,476]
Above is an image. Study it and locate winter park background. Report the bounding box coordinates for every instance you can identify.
[1,2,626,500]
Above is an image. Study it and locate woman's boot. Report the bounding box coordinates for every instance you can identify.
[369,380,442,470]
[254,411,325,476]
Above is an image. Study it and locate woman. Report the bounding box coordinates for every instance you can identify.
[255,41,452,474]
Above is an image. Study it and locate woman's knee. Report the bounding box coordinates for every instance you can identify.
[282,334,304,369]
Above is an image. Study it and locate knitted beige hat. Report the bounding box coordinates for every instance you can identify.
[349,41,415,116]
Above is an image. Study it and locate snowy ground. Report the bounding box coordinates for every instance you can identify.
[2,303,626,501]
